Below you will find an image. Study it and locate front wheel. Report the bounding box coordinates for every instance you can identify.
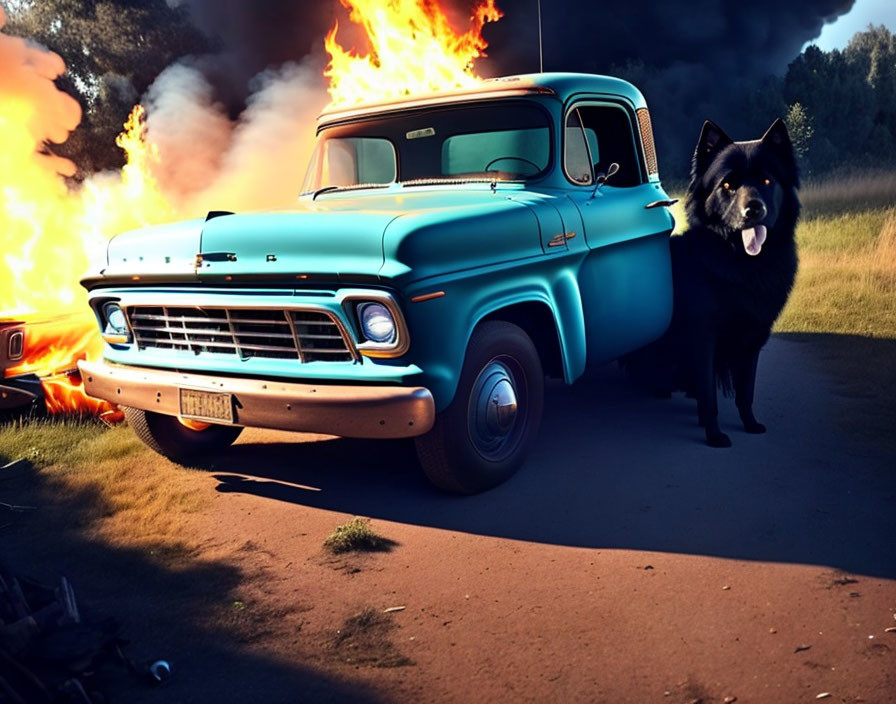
[415,321,544,494]
[123,407,243,462]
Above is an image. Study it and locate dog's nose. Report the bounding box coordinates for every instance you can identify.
[743,199,767,222]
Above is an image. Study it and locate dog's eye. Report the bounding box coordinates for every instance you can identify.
[722,182,732,191]
[764,178,771,186]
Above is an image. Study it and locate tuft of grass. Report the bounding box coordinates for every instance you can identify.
[323,517,396,554]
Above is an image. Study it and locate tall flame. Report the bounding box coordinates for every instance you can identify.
[325,0,501,106]
[1,0,504,415]
[0,4,180,414]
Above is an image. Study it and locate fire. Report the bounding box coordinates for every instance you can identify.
[42,371,121,419]
[3,313,101,380]
[0,0,504,416]
[1,5,175,415]
[325,0,501,106]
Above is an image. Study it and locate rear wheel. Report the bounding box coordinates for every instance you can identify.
[415,321,544,494]
[123,406,243,462]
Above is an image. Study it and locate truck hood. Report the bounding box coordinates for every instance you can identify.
[100,184,543,282]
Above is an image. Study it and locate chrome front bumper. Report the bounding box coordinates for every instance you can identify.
[78,360,435,439]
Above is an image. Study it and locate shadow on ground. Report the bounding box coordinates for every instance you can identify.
[0,463,384,704]
[209,335,896,579]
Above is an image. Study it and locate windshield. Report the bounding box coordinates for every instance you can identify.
[302,101,552,193]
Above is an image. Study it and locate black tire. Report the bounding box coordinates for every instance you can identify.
[415,321,544,494]
[123,407,243,462]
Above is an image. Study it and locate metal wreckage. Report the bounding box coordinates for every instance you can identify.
[0,564,169,703]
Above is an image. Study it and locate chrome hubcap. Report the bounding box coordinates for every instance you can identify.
[486,378,518,434]
[469,358,523,460]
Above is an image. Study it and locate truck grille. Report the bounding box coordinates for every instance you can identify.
[126,306,355,362]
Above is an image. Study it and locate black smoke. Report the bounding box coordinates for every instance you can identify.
[176,0,339,107]
[176,0,856,178]
[479,0,855,178]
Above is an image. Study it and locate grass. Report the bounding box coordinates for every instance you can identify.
[778,205,896,336]
[323,517,396,554]
[0,416,208,554]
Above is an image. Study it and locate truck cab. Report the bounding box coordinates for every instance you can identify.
[80,73,676,493]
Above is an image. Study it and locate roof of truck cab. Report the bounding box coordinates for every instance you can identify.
[317,72,648,125]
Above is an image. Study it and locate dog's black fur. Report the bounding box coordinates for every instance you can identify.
[629,118,800,447]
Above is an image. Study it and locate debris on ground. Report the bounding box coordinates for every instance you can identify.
[0,565,167,702]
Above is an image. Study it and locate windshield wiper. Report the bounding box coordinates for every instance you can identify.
[311,183,392,200]
[399,177,516,187]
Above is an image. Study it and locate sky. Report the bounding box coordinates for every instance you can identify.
[812,0,896,49]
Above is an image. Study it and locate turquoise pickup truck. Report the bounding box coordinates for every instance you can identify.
[80,73,677,493]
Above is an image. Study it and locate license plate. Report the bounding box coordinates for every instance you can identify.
[179,388,234,423]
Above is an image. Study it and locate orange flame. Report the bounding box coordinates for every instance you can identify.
[1,5,175,414]
[1,0,505,415]
[42,371,121,419]
[3,314,100,379]
[325,0,501,106]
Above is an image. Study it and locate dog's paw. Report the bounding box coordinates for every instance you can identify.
[706,430,732,448]
[744,420,767,434]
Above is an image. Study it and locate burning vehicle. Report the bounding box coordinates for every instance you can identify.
[1,312,110,416]
[79,72,677,493]
[0,318,35,411]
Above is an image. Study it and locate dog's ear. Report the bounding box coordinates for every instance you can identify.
[693,120,733,173]
[761,118,799,187]
[761,118,791,149]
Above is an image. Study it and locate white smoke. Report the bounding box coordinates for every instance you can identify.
[0,4,81,176]
[143,58,329,215]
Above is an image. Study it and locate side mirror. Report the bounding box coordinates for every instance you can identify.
[596,162,620,185]
[590,162,620,199]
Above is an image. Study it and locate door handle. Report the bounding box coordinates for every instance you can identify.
[645,199,679,209]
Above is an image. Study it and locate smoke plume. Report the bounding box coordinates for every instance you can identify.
[480,0,857,176]
[167,0,859,179]
[0,5,80,176]
[143,59,327,213]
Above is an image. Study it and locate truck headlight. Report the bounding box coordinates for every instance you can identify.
[358,302,396,344]
[102,302,131,344]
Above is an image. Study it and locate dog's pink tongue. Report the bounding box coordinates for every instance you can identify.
[742,224,767,256]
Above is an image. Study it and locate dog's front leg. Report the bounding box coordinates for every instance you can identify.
[693,331,731,447]
[733,347,766,433]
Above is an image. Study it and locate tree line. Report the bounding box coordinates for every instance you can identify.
[3,0,895,182]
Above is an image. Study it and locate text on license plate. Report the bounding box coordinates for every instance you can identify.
[179,388,234,423]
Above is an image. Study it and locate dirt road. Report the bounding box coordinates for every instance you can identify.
[6,335,895,703]
[186,335,895,703]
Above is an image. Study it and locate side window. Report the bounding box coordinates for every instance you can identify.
[564,109,593,185]
[575,105,643,188]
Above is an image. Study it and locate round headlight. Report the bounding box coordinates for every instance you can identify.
[359,302,396,344]
[103,302,128,335]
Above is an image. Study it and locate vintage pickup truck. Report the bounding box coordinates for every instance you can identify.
[79,72,677,493]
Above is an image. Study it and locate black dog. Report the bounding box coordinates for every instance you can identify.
[631,119,800,447]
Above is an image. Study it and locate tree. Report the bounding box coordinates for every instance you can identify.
[785,102,813,163]
[3,0,210,174]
